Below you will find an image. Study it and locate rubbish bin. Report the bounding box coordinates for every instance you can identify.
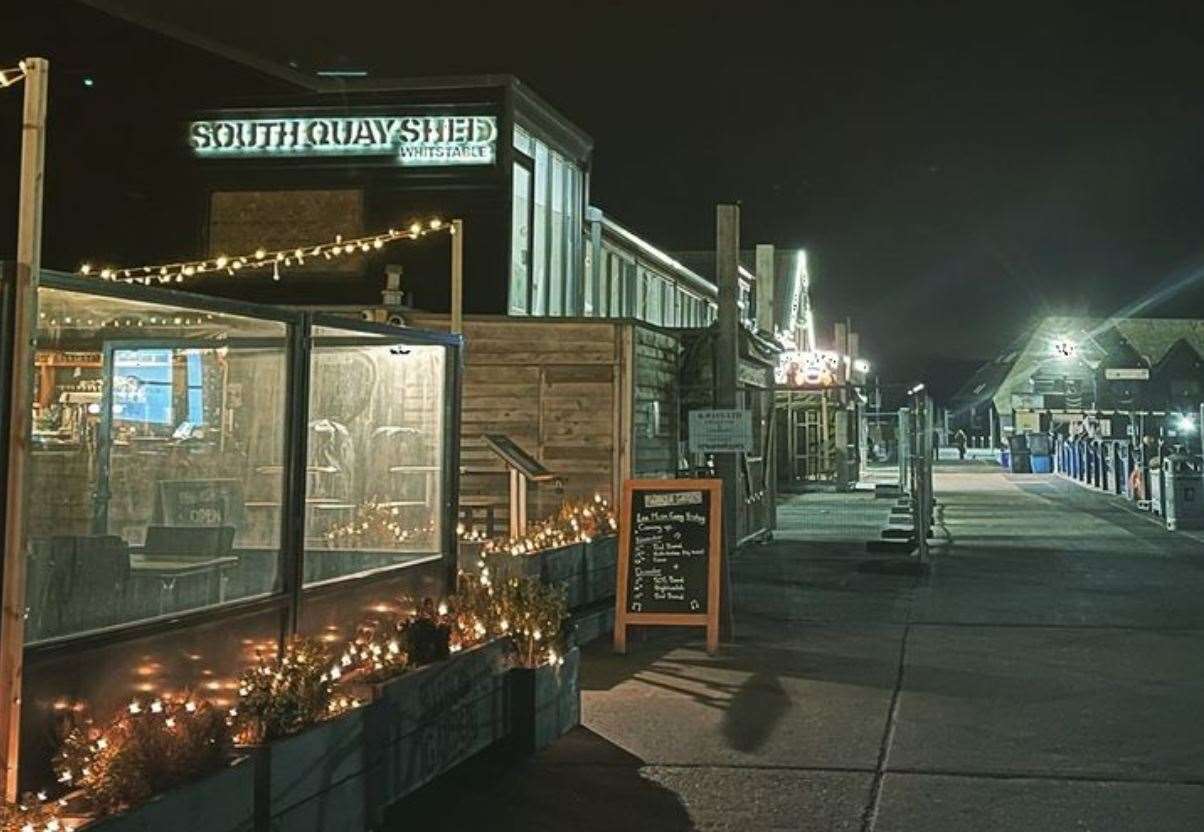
[1028,433,1052,473]
[1007,434,1030,474]
[1116,443,1132,498]
[1163,452,1204,531]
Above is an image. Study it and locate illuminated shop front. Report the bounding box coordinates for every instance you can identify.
[177,77,723,534]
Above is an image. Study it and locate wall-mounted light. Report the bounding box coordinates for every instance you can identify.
[1051,337,1077,360]
[1176,413,1196,434]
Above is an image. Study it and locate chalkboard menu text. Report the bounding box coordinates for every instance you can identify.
[614,479,722,655]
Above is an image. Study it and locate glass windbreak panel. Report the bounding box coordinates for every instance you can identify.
[26,287,288,644]
[510,163,532,315]
[304,339,445,585]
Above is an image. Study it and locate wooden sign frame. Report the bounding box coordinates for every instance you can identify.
[614,478,723,655]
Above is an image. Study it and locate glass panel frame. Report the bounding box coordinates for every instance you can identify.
[509,160,533,315]
[19,275,462,651]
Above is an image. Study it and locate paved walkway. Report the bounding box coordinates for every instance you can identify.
[396,461,1204,830]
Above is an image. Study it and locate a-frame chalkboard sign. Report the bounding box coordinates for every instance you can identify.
[614,478,722,655]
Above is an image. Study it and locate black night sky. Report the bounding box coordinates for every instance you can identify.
[13,1,1204,394]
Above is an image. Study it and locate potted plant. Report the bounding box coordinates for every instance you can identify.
[53,696,250,832]
[499,578,580,754]
[233,637,364,831]
[481,495,617,611]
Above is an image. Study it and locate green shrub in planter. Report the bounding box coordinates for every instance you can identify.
[234,637,341,746]
[55,697,236,824]
[508,645,581,754]
[231,636,368,831]
[71,757,254,832]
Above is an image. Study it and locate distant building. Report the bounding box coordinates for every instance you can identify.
[951,316,1204,445]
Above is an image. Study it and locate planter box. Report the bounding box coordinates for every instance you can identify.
[456,539,486,574]
[488,550,542,582]
[78,756,254,832]
[538,542,585,609]
[362,637,511,823]
[482,537,616,612]
[260,706,368,832]
[507,646,581,755]
[582,536,617,607]
[570,604,615,647]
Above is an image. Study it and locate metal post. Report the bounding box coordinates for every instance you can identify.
[715,204,740,639]
[920,393,933,561]
[755,245,777,531]
[282,314,313,637]
[0,57,48,800]
[450,219,464,335]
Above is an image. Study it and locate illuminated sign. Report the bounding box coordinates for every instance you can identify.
[188,115,498,166]
[776,350,842,388]
[1104,367,1149,381]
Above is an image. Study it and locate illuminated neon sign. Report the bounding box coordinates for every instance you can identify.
[188,115,498,166]
[776,350,843,388]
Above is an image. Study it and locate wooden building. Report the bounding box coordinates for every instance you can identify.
[403,314,682,535]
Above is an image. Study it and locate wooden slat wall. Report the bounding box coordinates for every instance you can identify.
[408,315,620,533]
[632,328,681,478]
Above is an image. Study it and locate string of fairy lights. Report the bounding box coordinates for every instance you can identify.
[0,60,27,89]
[79,218,452,286]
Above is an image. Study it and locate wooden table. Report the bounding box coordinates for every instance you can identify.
[130,555,239,614]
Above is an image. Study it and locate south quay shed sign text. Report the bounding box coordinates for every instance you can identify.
[188,115,498,166]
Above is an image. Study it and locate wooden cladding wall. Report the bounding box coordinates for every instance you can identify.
[408,315,622,533]
[631,328,681,478]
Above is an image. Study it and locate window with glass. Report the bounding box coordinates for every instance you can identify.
[25,288,288,643]
[303,329,446,585]
[531,143,549,315]
[512,126,584,319]
[549,154,565,316]
[510,162,532,315]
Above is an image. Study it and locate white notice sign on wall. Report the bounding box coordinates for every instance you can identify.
[688,409,753,453]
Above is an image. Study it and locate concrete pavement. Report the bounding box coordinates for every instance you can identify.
[392,461,1204,830]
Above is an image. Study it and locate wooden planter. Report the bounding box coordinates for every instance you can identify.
[507,646,582,755]
[538,542,585,608]
[75,756,255,832]
[361,637,512,824]
[582,536,617,607]
[257,706,368,832]
[481,536,617,612]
